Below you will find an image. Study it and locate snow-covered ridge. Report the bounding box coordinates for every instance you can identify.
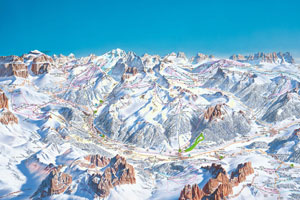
[0,49,300,200]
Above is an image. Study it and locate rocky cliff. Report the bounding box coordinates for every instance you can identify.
[204,104,224,121]
[179,162,254,200]
[230,162,254,186]
[90,154,136,198]
[83,154,111,168]
[31,54,54,75]
[32,165,72,199]
[0,89,9,109]
[0,55,28,78]
[179,184,204,200]
[0,110,18,125]
[0,89,18,125]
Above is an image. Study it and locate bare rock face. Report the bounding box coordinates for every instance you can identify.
[230,162,254,186]
[214,183,233,200]
[202,163,227,177]
[179,162,254,200]
[204,104,223,121]
[122,66,138,80]
[90,154,136,198]
[179,184,204,200]
[0,110,18,125]
[202,168,231,197]
[0,89,18,125]
[0,89,8,109]
[203,178,221,194]
[32,166,72,198]
[0,55,28,78]
[31,54,54,75]
[84,154,111,168]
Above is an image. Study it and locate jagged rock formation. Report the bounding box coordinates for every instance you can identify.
[0,110,18,125]
[204,104,224,121]
[202,164,233,199]
[122,66,138,80]
[230,52,295,64]
[110,51,144,82]
[90,154,136,198]
[32,165,72,199]
[179,184,204,200]
[230,162,254,186]
[202,163,227,177]
[179,162,254,200]
[0,55,28,78]
[0,89,18,125]
[31,54,54,75]
[84,154,111,168]
[0,89,8,109]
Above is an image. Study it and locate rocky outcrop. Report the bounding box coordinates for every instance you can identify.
[202,164,233,199]
[122,66,138,80]
[179,162,254,200]
[84,154,111,168]
[0,110,18,125]
[0,89,18,125]
[202,163,227,176]
[230,52,295,64]
[0,55,28,78]
[213,183,233,200]
[204,104,224,121]
[0,89,8,109]
[230,162,254,186]
[31,54,54,75]
[32,165,72,198]
[90,154,136,198]
[179,184,204,200]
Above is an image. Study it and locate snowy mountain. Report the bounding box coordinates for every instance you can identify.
[0,49,300,200]
[230,52,295,64]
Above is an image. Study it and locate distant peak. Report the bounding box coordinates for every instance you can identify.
[190,52,213,64]
[230,51,295,64]
[176,52,187,59]
[68,53,75,58]
[106,48,126,57]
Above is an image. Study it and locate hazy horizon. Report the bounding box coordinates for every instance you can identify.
[1,0,300,59]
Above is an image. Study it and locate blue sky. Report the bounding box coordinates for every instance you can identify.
[1,0,300,59]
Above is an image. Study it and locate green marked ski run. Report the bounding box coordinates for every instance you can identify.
[184,132,204,152]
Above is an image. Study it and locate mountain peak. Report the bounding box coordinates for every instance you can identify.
[177,52,187,59]
[190,53,214,64]
[230,51,295,64]
[105,48,127,58]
